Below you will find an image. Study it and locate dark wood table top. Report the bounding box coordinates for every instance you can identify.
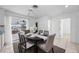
[26,36,44,42]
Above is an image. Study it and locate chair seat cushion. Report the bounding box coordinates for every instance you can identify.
[21,42,34,49]
[38,43,53,52]
[38,43,48,52]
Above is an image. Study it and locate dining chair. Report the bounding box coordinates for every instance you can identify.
[43,30,49,36]
[18,33,34,53]
[38,30,44,35]
[38,34,56,53]
[25,30,30,34]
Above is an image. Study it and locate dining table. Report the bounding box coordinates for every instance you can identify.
[25,33,47,53]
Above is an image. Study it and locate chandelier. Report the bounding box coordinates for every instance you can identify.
[27,5,40,19]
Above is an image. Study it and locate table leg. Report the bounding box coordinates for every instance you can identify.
[34,41,38,53]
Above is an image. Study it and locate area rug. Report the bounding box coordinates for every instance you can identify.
[13,42,65,53]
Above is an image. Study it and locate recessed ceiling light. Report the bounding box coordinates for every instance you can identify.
[65,5,69,8]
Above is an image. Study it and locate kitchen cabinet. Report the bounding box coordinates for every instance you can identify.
[0,33,4,51]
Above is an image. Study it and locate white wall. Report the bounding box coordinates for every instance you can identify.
[50,19,60,38]
[37,16,49,30]
[0,8,5,16]
[0,15,5,25]
[71,13,79,43]
[29,19,36,28]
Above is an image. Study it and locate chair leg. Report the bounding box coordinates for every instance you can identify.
[24,49,27,53]
[52,48,54,53]
[18,44,22,53]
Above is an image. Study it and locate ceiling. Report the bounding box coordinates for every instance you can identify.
[0,5,79,17]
